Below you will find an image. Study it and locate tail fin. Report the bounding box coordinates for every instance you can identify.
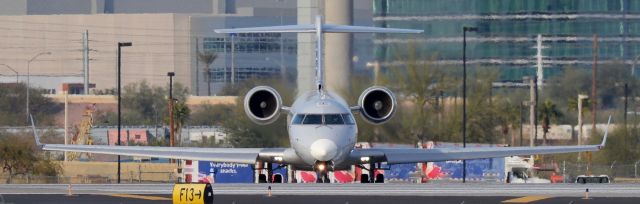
[215,15,422,93]
[30,114,43,148]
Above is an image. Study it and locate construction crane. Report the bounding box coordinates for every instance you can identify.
[67,104,96,161]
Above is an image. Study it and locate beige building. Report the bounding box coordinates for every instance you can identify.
[0,0,374,96]
[0,13,193,92]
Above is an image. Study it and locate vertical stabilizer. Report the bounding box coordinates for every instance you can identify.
[214,16,422,93]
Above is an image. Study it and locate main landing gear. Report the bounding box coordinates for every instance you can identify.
[359,162,384,183]
[256,162,285,183]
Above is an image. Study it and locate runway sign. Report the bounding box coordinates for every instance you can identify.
[172,183,213,204]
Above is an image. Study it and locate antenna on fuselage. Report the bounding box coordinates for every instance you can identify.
[215,15,423,94]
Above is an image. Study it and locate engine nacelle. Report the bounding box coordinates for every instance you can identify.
[244,86,283,125]
[357,86,397,124]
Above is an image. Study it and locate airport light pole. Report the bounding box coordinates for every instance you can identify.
[26,51,51,120]
[168,72,175,148]
[117,42,132,184]
[462,26,477,183]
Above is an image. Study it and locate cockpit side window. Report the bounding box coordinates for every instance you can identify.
[324,114,344,125]
[292,114,305,124]
[302,114,322,124]
[342,114,355,125]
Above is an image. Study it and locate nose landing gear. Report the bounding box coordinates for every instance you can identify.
[314,161,333,183]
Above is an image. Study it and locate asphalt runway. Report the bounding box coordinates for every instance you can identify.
[1,194,639,204]
[0,183,639,204]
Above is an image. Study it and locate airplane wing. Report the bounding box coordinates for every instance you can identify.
[30,116,286,164]
[352,116,610,165]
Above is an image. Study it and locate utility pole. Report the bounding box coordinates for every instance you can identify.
[64,91,68,161]
[592,34,598,139]
[195,37,200,96]
[529,77,537,164]
[520,101,525,146]
[578,94,588,161]
[83,30,90,94]
[536,34,544,94]
[624,83,629,126]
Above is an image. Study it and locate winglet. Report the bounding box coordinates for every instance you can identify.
[599,115,612,149]
[30,114,43,148]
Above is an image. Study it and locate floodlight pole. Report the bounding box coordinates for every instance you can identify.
[117,42,132,184]
[26,51,51,121]
[462,26,477,183]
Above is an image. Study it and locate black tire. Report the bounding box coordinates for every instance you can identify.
[258,174,267,183]
[323,177,330,183]
[375,174,384,183]
[273,174,283,183]
[360,174,369,183]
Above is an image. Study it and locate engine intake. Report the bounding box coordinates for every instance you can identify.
[358,86,396,124]
[244,86,282,125]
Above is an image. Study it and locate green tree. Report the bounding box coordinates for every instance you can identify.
[189,103,234,126]
[538,100,563,145]
[94,81,189,126]
[0,133,61,183]
[198,51,218,96]
[0,83,61,126]
[377,43,460,144]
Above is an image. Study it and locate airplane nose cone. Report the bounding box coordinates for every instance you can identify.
[310,139,338,161]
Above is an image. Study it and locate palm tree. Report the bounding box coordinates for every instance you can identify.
[198,51,217,96]
[172,101,191,146]
[539,100,563,145]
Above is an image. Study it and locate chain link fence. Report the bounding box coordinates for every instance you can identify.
[0,171,177,184]
[533,162,640,183]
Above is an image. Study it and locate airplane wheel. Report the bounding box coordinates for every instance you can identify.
[375,174,384,183]
[258,174,267,183]
[360,174,369,183]
[273,174,283,183]
[323,177,330,183]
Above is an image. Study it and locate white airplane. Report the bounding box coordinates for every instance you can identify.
[32,15,610,183]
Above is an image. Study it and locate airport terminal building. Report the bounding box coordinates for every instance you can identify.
[373,0,640,81]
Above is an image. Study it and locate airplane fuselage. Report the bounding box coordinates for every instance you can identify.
[287,90,357,171]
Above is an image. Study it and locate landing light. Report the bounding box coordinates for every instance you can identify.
[317,163,326,171]
[274,156,283,162]
[360,157,370,162]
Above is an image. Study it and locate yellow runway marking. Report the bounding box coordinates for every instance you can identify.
[109,194,171,201]
[502,196,551,203]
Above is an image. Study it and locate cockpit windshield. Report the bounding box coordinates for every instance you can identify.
[302,114,322,124]
[324,114,344,125]
[291,113,355,125]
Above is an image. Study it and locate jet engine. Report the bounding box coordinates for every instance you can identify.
[244,86,283,125]
[357,86,397,124]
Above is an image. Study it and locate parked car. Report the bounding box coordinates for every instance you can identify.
[575,175,610,184]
